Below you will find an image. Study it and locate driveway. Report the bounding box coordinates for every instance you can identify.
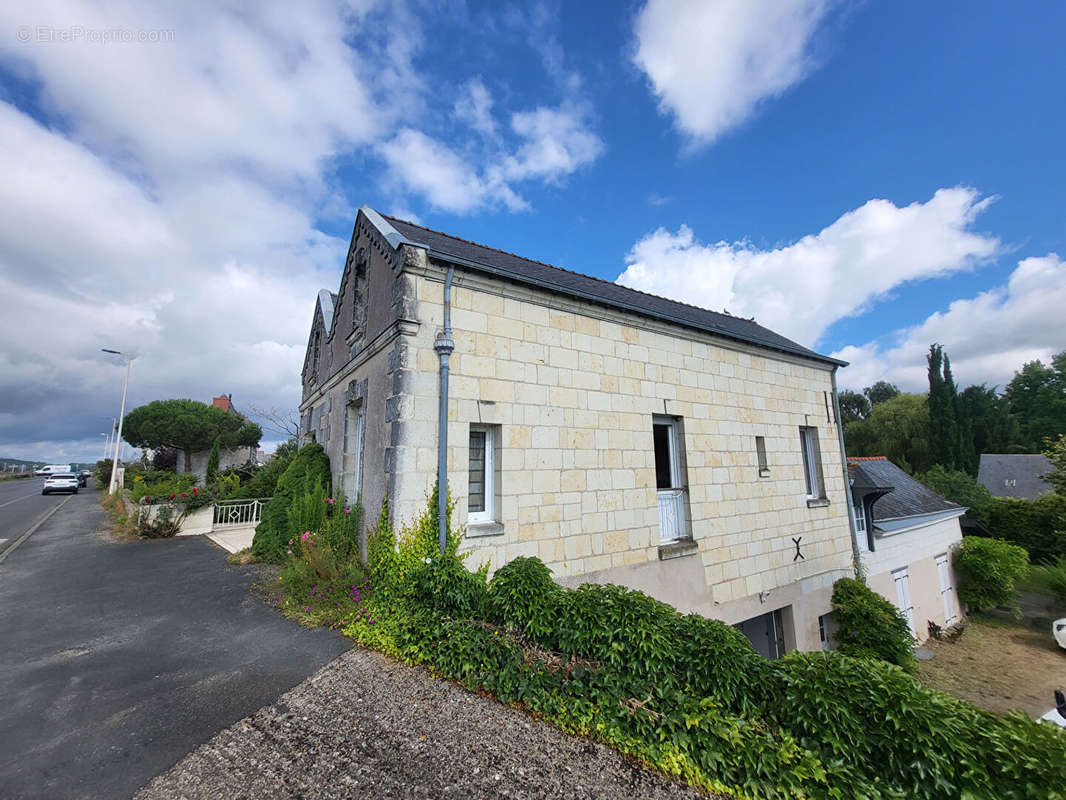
[0,490,350,799]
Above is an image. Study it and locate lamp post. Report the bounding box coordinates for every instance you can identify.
[102,349,134,494]
[100,432,109,460]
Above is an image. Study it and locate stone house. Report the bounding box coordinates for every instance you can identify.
[849,457,965,643]
[299,206,859,653]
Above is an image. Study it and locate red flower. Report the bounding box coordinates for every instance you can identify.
[180,493,187,497]
[169,493,176,499]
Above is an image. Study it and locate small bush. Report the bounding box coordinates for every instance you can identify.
[412,556,489,619]
[831,578,916,672]
[486,556,559,638]
[252,442,331,562]
[954,536,1029,610]
[137,503,185,538]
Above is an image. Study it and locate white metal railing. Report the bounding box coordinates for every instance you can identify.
[657,488,687,543]
[213,498,270,529]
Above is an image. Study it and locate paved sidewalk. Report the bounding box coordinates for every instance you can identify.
[0,492,350,800]
[137,647,715,800]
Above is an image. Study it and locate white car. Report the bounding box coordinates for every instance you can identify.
[42,473,79,495]
[1055,618,1066,651]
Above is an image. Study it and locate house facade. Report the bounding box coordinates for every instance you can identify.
[299,207,858,653]
[849,457,965,643]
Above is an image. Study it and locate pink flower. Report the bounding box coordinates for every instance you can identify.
[301,531,310,542]
[343,508,351,515]
[325,497,336,505]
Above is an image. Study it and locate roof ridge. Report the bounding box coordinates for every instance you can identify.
[380,213,754,324]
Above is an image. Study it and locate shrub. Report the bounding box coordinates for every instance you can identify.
[252,442,331,562]
[412,556,489,619]
[204,438,221,485]
[831,578,916,672]
[137,503,185,538]
[987,493,1066,563]
[486,556,559,638]
[918,464,994,528]
[238,438,298,499]
[954,536,1029,610]
[93,459,113,489]
[339,505,1066,799]
[131,471,197,504]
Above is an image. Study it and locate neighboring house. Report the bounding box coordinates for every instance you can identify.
[848,456,965,643]
[176,395,258,481]
[299,206,858,654]
[978,453,1053,499]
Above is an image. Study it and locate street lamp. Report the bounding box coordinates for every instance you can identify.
[100,432,109,460]
[102,349,134,494]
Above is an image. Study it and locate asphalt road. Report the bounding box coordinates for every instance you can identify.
[0,489,351,799]
[0,476,69,552]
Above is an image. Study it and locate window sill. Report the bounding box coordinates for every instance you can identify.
[658,539,699,561]
[758,469,771,478]
[806,498,830,509]
[466,521,505,538]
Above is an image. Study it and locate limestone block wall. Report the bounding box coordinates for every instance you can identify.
[391,262,855,630]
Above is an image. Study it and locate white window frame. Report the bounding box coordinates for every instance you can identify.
[852,497,866,533]
[468,424,495,525]
[799,426,823,499]
[340,401,364,505]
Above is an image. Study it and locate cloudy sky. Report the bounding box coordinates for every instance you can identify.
[0,0,1063,463]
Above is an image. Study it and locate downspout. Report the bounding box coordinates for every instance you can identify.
[831,366,863,580]
[433,266,455,554]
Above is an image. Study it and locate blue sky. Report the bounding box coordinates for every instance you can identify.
[0,0,1063,462]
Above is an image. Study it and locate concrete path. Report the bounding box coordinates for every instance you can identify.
[0,490,350,800]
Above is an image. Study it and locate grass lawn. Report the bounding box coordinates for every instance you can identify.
[916,614,1066,717]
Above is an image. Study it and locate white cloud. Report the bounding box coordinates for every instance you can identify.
[617,187,1001,347]
[0,0,604,461]
[380,102,603,214]
[454,78,497,139]
[833,254,1066,392]
[632,0,835,146]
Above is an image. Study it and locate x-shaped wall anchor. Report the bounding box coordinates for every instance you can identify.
[792,536,804,561]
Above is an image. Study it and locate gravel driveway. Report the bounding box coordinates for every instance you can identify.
[136,646,716,799]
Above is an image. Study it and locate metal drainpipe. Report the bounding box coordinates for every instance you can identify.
[831,366,862,579]
[433,266,456,554]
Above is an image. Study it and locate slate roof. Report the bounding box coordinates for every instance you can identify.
[978,454,1053,499]
[847,457,960,520]
[381,214,844,367]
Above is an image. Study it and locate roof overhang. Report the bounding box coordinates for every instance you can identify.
[873,507,968,537]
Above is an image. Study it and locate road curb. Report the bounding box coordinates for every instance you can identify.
[0,494,73,566]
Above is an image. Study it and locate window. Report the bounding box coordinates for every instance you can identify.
[852,497,866,533]
[653,416,688,542]
[755,436,769,476]
[468,425,497,524]
[340,402,364,504]
[799,426,825,500]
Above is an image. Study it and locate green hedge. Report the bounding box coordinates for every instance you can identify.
[831,577,916,671]
[954,536,1029,610]
[987,493,1066,563]
[336,505,1065,799]
[251,442,331,562]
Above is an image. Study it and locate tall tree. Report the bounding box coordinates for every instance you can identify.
[1044,434,1066,496]
[844,393,933,474]
[864,381,901,406]
[927,344,960,469]
[1005,352,1066,451]
[838,390,871,426]
[123,399,262,473]
[958,384,1019,456]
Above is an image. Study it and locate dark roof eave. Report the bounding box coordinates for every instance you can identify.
[422,248,847,368]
